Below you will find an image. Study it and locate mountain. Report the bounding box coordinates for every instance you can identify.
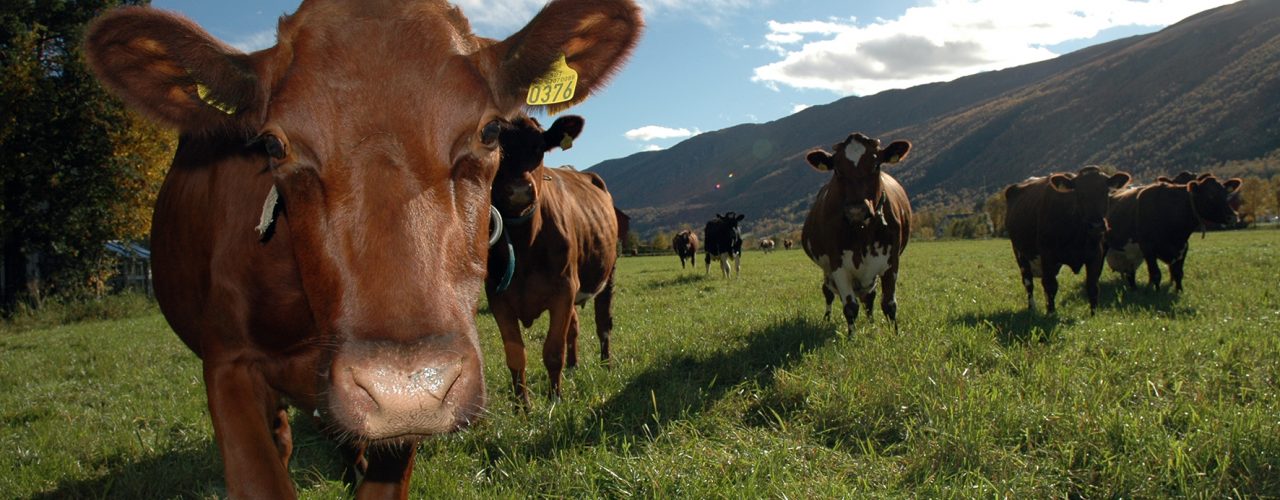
[592,0,1280,237]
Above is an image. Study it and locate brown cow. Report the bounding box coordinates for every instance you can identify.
[488,115,620,407]
[1005,166,1131,314]
[672,229,699,269]
[801,132,912,335]
[783,239,794,250]
[84,1,640,496]
[1105,174,1242,291]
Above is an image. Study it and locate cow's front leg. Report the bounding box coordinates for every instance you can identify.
[594,272,616,363]
[1144,252,1163,290]
[355,441,416,500]
[880,266,900,332]
[1169,244,1188,292]
[544,291,577,399]
[204,362,295,499]
[565,308,581,371]
[821,283,835,321]
[1042,262,1061,314]
[1015,253,1036,311]
[491,301,530,409]
[732,252,741,278]
[1085,256,1103,315]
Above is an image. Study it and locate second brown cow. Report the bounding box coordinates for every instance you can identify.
[488,115,620,407]
[1005,166,1131,314]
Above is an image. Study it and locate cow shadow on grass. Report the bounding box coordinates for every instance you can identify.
[1099,280,1195,316]
[482,315,838,460]
[953,309,1068,346]
[31,411,349,498]
[638,273,708,290]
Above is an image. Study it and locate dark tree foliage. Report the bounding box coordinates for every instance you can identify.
[2,0,170,309]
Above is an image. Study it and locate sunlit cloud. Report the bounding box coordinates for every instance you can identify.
[230,30,276,52]
[753,0,1239,96]
[625,125,697,142]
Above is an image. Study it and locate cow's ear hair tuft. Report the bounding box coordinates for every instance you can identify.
[1049,173,1075,192]
[543,115,585,151]
[1107,172,1132,190]
[805,150,834,171]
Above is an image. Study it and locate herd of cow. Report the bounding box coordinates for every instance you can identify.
[79,0,1245,497]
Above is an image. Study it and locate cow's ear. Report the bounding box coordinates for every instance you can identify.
[805,150,834,171]
[1223,178,1243,192]
[483,0,642,114]
[879,140,911,164]
[85,7,265,134]
[1157,176,1172,183]
[1107,172,1132,190]
[543,115,585,151]
[734,214,745,222]
[1049,173,1075,192]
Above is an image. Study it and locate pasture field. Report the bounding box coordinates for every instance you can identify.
[2,230,1278,498]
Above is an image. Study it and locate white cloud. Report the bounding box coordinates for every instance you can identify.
[643,144,665,152]
[792,104,811,113]
[625,125,697,141]
[453,0,772,33]
[230,30,276,52]
[753,0,1239,96]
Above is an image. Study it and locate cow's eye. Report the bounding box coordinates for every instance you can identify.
[256,132,288,160]
[480,119,503,146]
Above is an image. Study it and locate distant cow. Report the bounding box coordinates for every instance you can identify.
[83,0,641,495]
[1105,174,1242,291]
[759,238,776,253]
[488,115,620,408]
[672,229,699,269]
[783,239,794,250]
[704,212,745,277]
[801,132,912,334]
[1005,166,1132,314]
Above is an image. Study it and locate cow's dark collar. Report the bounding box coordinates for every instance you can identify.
[503,201,538,226]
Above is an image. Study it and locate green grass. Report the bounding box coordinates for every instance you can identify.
[2,231,1278,498]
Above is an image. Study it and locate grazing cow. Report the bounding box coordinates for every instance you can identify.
[1004,166,1132,314]
[487,115,621,408]
[801,132,912,334]
[1105,174,1242,291]
[672,229,699,269]
[704,212,744,277]
[84,1,641,496]
[759,238,776,253]
[783,239,794,250]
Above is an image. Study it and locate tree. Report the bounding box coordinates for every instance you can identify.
[982,190,1007,237]
[2,0,170,308]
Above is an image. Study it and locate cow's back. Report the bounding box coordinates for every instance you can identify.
[539,166,618,294]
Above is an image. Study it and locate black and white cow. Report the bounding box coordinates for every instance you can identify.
[704,212,744,277]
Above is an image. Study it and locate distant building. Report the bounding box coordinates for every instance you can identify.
[104,240,152,296]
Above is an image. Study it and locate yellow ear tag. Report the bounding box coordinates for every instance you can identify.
[195,83,237,115]
[526,54,578,106]
[559,134,574,150]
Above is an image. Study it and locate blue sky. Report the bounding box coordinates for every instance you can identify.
[151,0,1237,170]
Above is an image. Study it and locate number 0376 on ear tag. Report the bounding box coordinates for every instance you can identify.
[526,54,578,106]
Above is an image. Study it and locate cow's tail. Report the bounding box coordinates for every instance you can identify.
[594,266,616,362]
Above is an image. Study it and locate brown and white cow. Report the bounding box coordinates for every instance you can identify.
[1004,166,1131,314]
[487,115,621,408]
[84,1,640,496]
[783,239,794,250]
[759,238,776,253]
[672,229,699,269]
[801,132,912,334]
[1105,174,1242,291]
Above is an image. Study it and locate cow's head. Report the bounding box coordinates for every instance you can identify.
[492,115,584,221]
[805,133,910,228]
[1157,171,1199,185]
[85,0,640,443]
[1188,175,1243,226]
[1048,166,1131,237]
